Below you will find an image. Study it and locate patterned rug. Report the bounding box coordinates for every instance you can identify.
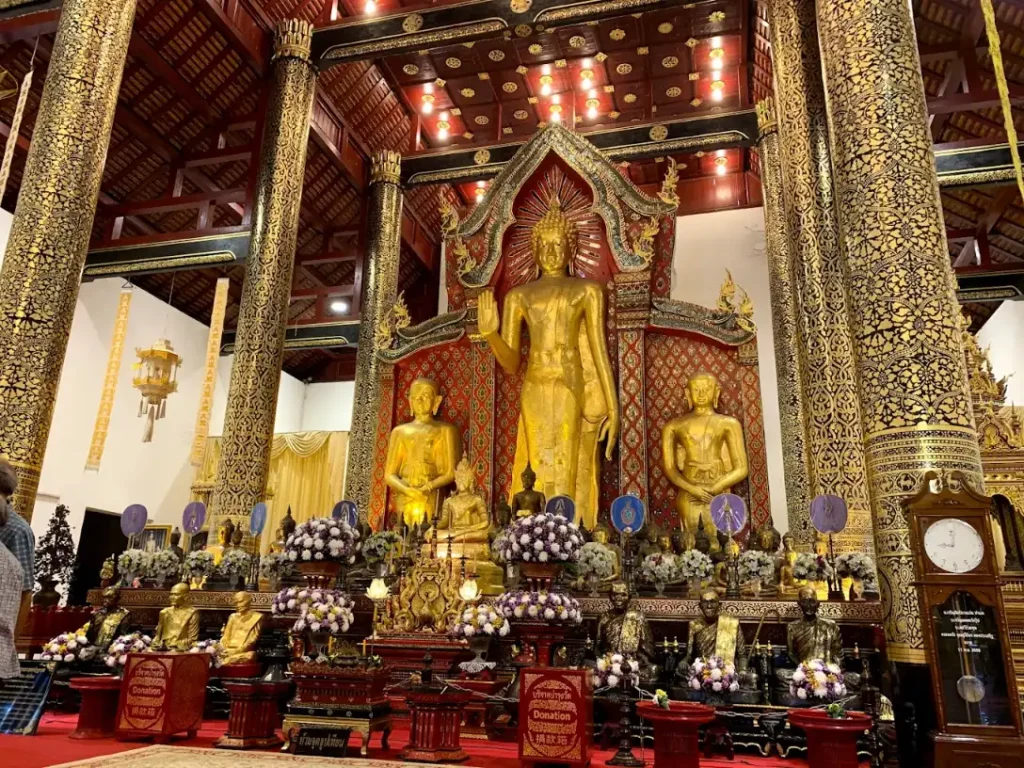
[52,746,428,768]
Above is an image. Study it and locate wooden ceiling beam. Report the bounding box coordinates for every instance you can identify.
[928,88,1024,114]
[128,32,221,125]
[0,3,58,45]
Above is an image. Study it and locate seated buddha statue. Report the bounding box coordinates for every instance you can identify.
[637,525,661,560]
[594,581,656,682]
[713,538,740,593]
[219,591,264,666]
[424,456,503,595]
[751,521,781,555]
[385,377,461,531]
[80,587,130,650]
[777,531,799,596]
[511,462,546,518]
[591,525,622,584]
[206,519,235,565]
[675,590,747,676]
[152,582,200,652]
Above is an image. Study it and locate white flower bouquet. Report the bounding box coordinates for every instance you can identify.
[835,553,875,580]
[104,632,152,670]
[272,586,306,615]
[146,550,181,585]
[363,530,401,564]
[793,553,834,582]
[450,603,510,638]
[183,550,216,580]
[218,548,251,577]
[117,549,151,583]
[293,590,355,635]
[259,552,295,578]
[35,630,94,663]
[285,517,361,564]
[496,589,582,624]
[791,659,846,701]
[677,550,713,582]
[496,513,582,564]
[592,652,640,690]
[189,638,224,667]
[577,542,616,580]
[737,550,775,583]
[688,656,740,694]
[640,552,680,584]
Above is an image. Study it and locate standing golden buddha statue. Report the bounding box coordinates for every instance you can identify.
[478,199,619,530]
[661,373,749,549]
[384,377,461,530]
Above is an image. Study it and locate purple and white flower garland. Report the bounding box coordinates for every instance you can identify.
[285,517,361,564]
[272,586,354,635]
[104,632,152,670]
[592,652,640,690]
[497,513,582,564]
[189,638,225,667]
[450,603,510,638]
[790,659,846,701]
[688,656,740,693]
[35,630,94,663]
[496,589,582,624]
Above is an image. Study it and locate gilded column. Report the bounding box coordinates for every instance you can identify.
[210,20,317,528]
[755,98,813,543]
[817,0,984,663]
[766,0,873,553]
[0,0,135,520]
[345,151,403,523]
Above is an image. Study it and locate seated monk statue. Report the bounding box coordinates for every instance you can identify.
[424,456,503,595]
[675,590,748,680]
[594,581,656,682]
[591,525,623,584]
[511,462,546,518]
[219,591,264,666]
[775,586,859,696]
[152,582,200,652]
[80,587,130,650]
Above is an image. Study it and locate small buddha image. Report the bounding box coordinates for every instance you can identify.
[168,527,185,562]
[591,525,622,583]
[777,532,799,596]
[511,462,545,518]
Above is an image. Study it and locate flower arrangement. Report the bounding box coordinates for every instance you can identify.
[577,542,616,580]
[218,548,251,577]
[496,590,582,624]
[496,513,582,564]
[100,556,115,582]
[285,518,361,564]
[677,550,713,582]
[653,689,670,710]
[104,632,152,670]
[146,550,181,583]
[688,656,740,694]
[35,630,94,663]
[790,659,846,701]
[272,586,307,615]
[737,550,775,584]
[117,549,151,582]
[363,530,401,564]
[189,639,224,667]
[793,553,835,583]
[592,652,640,690]
[490,530,509,564]
[183,550,216,580]
[835,553,875,581]
[259,552,295,578]
[272,586,354,635]
[450,603,510,638]
[640,552,680,584]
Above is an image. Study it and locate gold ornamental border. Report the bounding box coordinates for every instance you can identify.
[83,250,237,277]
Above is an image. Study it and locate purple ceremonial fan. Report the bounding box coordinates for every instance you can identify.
[121,504,148,536]
[250,502,268,536]
[182,501,206,534]
[710,494,747,535]
[810,494,848,535]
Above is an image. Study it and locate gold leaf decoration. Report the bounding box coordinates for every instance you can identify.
[461,87,476,98]
[658,157,680,209]
[446,57,462,68]
[631,216,660,267]
[610,28,626,41]
[402,63,420,75]
[375,292,412,350]
[616,62,633,75]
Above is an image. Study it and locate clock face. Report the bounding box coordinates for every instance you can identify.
[923,518,985,574]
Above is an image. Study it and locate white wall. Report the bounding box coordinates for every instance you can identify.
[671,207,788,532]
[977,300,1024,403]
[302,381,355,431]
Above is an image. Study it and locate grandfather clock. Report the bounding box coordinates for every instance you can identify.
[904,471,1024,767]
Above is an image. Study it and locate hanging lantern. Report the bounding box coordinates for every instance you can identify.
[132,339,181,442]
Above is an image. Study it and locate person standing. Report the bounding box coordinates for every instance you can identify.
[0,459,35,644]
[0,543,22,681]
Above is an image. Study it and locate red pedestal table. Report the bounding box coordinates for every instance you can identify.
[214,680,292,749]
[400,686,473,763]
[787,709,872,768]
[68,676,123,740]
[635,700,716,768]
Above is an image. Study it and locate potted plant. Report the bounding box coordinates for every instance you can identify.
[496,512,582,589]
[285,517,361,588]
[117,549,151,588]
[450,602,509,670]
[640,552,680,595]
[737,550,775,596]
[146,549,181,589]
[259,552,295,592]
[217,548,251,590]
[592,652,640,691]
[835,553,876,601]
[183,549,215,589]
[577,541,616,596]
[34,503,76,607]
[687,655,739,706]
[104,632,152,674]
[636,689,716,768]
[676,550,713,595]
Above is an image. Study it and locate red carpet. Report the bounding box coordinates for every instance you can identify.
[0,714,805,767]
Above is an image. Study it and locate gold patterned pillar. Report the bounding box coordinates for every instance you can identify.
[345,151,403,523]
[766,0,873,553]
[0,0,135,520]
[209,20,317,528]
[756,98,813,542]
[818,0,984,663]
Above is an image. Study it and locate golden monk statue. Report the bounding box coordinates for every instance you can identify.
[595,581,656,681]
[676,591,746,674]
[219,591,264,666]
[478,199,619,530]
[425,456,503,595]
[152,582,200,652]
[661,373,749,549]
[787,586,842,666]
[80,587,130,650]
[385,377,461,530]
[511,463,546,518]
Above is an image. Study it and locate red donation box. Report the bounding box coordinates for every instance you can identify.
[518,668,592,767]
[116,652,210,742]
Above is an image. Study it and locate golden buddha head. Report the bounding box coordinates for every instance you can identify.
[531,199,578,275]
[454,456,475,493]
[813,532,828,556]
[169,582,191,608]
[592,525,610,545]
[233,591,252,613]
[657,533,672,552]
[699,589,720,621]
[521,461,537,490]
[686,373,721,410]
[797,585,819,617]
[409,377,442,421]
[756,524,774,550]
[609,580,630,611]
[782,531,795,552]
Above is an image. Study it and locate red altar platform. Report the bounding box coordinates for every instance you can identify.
[401,685,473,763]
[68,676,122,740]
[115,652,209,742]
[214,679,291,750]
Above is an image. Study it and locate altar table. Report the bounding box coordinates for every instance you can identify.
[68,676,122,740]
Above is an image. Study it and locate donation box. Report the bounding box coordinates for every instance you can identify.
[518,667,592,767]
[116,652,209,741]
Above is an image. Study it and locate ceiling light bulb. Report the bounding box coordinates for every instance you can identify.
[549,104,562,122]
[709,47,725,62]
[583,58,592,68]
[540,74,553,96]
[330,299,349,314]
[587,106,597,119]
[542,64,551,75]
[437,119,450,140]
[552,94,560,104]
[715,156,728,175]
[477,180,486,188]
[711,37,722,48]
[421,94,434,114]
[716,149,726,158]
[716,164,727,175]
[581,77,592,90]
[365,0,376,11]
[542,83,551,95]
[440,111,449,120]
[711,80,725,101]
[589,88,597,98]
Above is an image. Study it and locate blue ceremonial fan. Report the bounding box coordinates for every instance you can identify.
[182,501,206,535]
[121,504,148,537]
[710,494,747,536]
[546,495,576,522]
[250,502,268,536]
[810,494,848,535]
[610,495,646,534]
[332,500,358,527]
